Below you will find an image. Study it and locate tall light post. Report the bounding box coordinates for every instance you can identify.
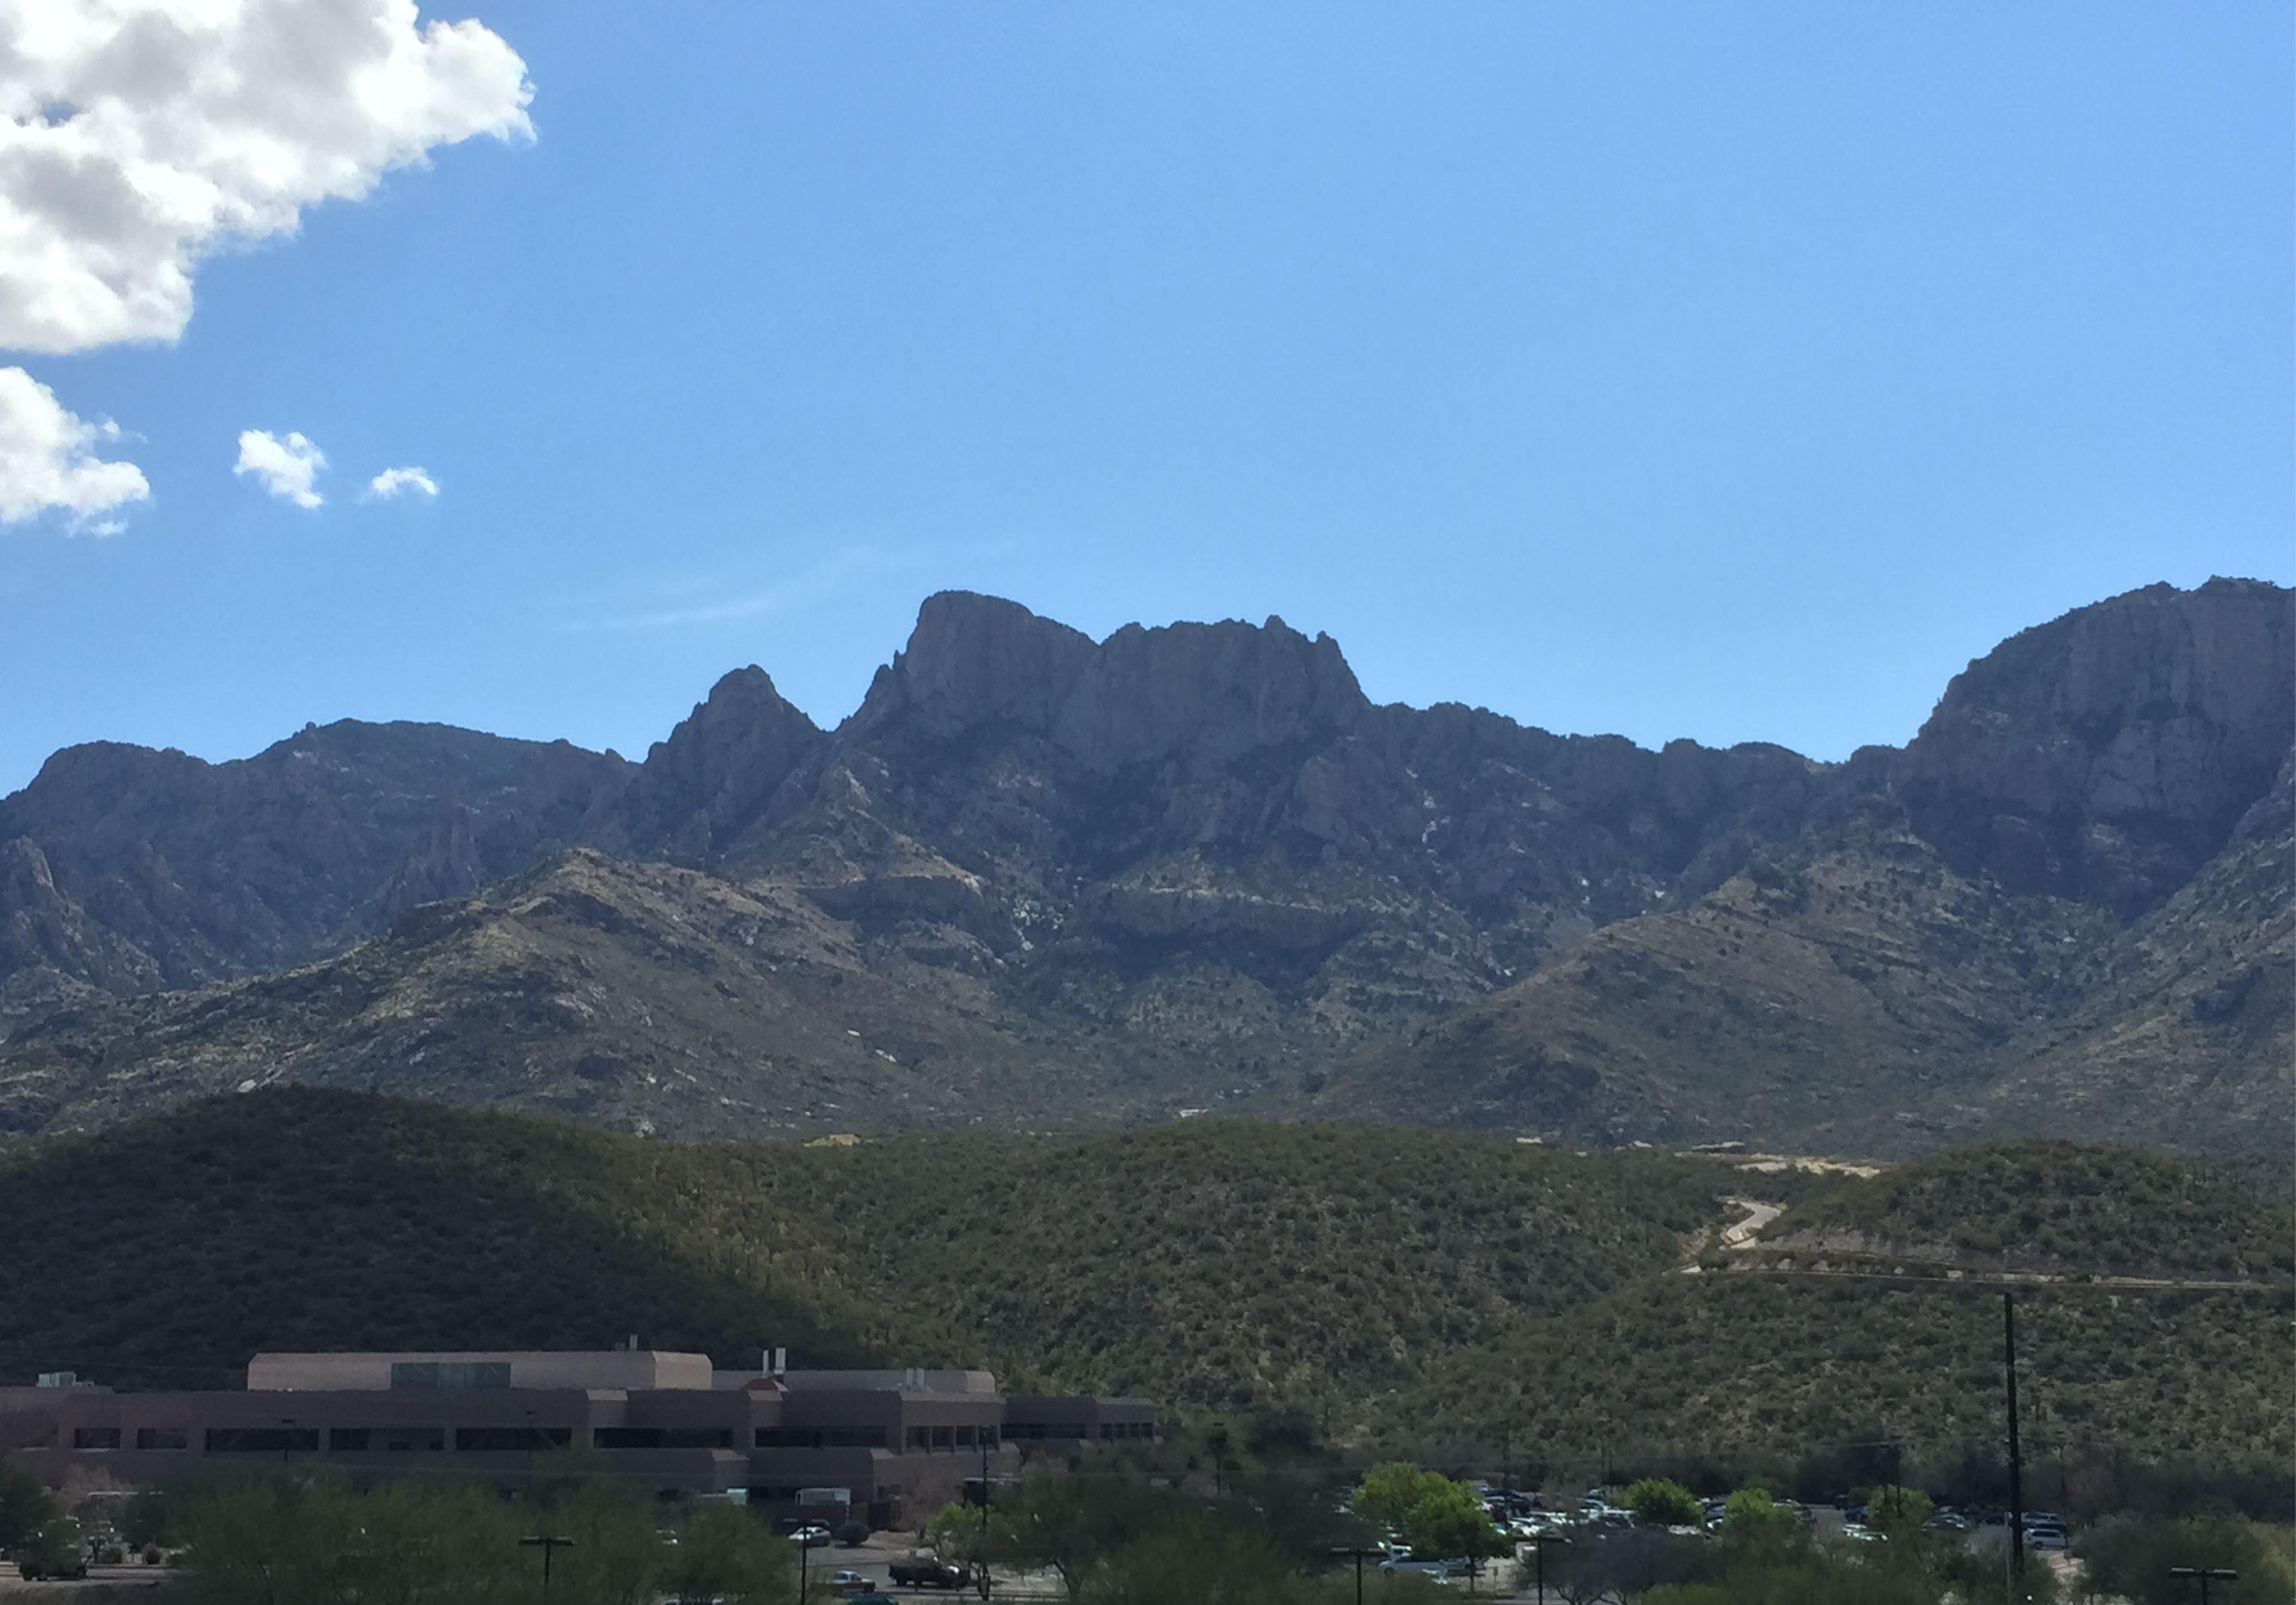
[2004,1294,2025,1590]
[2170,1567,2239,1605]
[1333,1544,1382,1605]
[280,1416,295,1469]
[977,1430,994,1601]
[519,1534,574,1602]
[1524,1530,1569,1605]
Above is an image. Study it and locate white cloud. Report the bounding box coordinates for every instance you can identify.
[0,364,146,530]
[0,0,535,356]
[0,1,529,534]
[234,427,323,507]
[367,463,435,499]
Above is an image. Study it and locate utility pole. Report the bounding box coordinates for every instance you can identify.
[2004,1293,2025,1593]
[1333,1545,1382,1605]
[2170,1567,2239,1605]
[519,1534,574,1602]
[978,1431,993,1601]
[1525,1531,1568,1605]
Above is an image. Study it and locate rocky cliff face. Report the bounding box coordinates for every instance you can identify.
[0,723,630,996]
[0,578,2286,1155]
[1895,577,2294,916]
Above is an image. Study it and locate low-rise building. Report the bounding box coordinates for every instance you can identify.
[0,1351,1156,1531]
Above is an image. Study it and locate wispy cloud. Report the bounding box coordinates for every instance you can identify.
[367,466,439,500]
[563,547,927,631]
[555,537,1040,633]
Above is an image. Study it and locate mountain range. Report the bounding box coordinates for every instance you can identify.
[1,576,2287,1156]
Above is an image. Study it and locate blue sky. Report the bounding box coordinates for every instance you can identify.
[2,1,2289,794]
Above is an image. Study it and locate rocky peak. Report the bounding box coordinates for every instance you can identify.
[854,591,1098,737]
[1896,576,2294,914]
[609,668,827,863]
[857,591,1369,774]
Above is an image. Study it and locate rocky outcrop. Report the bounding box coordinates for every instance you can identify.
[0,837,163,997]
[600,667,827,863]
[851,590,1369,774]
[2,579,2288,1155]
[0,722,630,995]
[1896,578,2295,915]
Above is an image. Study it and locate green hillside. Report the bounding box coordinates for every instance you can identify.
[0,1090,1724,1411]
[0,1091,2283,1475]
[1409,1274,2292,1473]
[1751,1139,2296,1279]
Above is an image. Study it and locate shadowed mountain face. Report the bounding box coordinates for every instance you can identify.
[0,579,2287,1155]
[0,724,629,1014]
[1897,577,2293,916]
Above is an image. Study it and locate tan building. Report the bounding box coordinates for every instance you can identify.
[0,1351,1157,1531]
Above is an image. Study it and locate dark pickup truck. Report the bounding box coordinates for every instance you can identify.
[888,1557,973,1588]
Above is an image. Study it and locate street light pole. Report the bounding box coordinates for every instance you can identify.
[280,1417,295,1469]
[2004,1293,2025,1591]
[978,1431,994,1602]
[2170,1566,2239,1605]
[519,1534,574,1602]
[1526,1531,1569,1605]
[1333,1545,1381,1605]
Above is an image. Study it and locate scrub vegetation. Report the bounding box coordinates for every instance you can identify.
[0,1090,2285,1479]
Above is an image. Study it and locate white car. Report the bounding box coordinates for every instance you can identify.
[787,1525,831,1547]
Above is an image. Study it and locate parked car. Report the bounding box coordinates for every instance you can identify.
[829,1569,870,1589]
[889,1557,973,1589]
[787,1524,831,1548]
[16,1518,88,1582]
[2026,1526,2069,1552]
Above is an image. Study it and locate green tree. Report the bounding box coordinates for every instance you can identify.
[1720,1488,1801,1552]
[0,1462,58,1551]
[2078,1516,2293,1605]
[1352,1464,1449,1534]
[989,1475,1177,1601]
[1860,1485,1931,1539]
[1397,1479,1504,1564]
[1625,1479,1704,1528]
[660,1505,793,1605]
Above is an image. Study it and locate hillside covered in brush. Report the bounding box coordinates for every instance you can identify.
[0,1092,2284,1471]
[1747,1140,2296,1280]
[2,577,2287,1157]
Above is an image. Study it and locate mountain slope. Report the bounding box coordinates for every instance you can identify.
[0,721,630,1000]
[0,1091,2283,1472]
[0,579,2286,1154]
[0,849,1147,1139]
[1306,807,2126,1152]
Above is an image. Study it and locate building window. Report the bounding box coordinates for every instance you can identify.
[954,1426,975,1447]
[379,1429,446,1453]
[330,1429,370,1452]
[664,1429,732,1449]
[72,1427,121,1450]
[761,1428,884,1449]
[136,1428,188,1451]
[390,1362,511,1391]
[205,1428,321,1454]
[930,1427,952,1451]
[906,1427,929,1450]
[593,1427,728,1450]
[455,1427,573,1453]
